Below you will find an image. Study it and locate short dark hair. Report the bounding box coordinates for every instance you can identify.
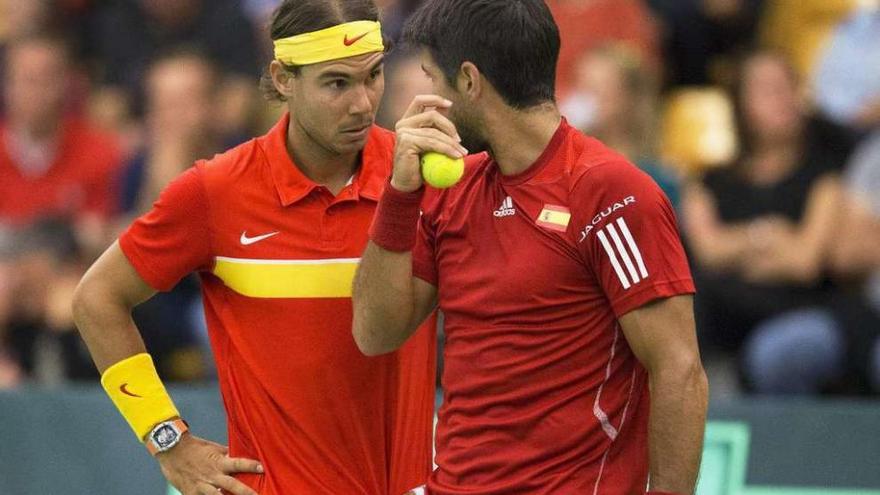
[260,0,381,102]
[402,0,560,109]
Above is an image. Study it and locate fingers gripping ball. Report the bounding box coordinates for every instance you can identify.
[420,152,464,189]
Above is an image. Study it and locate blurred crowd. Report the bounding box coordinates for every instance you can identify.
[0,0,879,398]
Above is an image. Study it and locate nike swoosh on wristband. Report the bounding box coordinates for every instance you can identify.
[119,383,142,398]
[240,231,280,246]
[343,32,370,46]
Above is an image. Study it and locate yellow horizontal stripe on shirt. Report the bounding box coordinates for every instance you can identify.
[212,257,360,298]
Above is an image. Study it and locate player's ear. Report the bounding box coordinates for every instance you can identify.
[269,60,297,99]
[457,62,481,101]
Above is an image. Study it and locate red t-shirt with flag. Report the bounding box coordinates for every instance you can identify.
[119,114,436,495]
[412,119,694,494]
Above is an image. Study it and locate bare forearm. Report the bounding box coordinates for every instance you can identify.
[647,362,709,493]
[352,242,419,356]
[72,281,147,373]
[71,243,156,373]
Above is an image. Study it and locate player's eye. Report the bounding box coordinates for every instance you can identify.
[327,79,348,90]
[369,68,383,81]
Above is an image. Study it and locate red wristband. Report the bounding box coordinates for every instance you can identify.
[369,182,425,252]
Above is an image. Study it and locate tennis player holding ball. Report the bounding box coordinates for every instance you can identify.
[354,0,708,493]
[72,1,438,494]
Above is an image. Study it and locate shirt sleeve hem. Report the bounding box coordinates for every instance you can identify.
[118,234,175,292]
[611,278,696,318]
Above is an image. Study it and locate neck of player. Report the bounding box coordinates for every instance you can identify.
[286,119,360,196]
[484,101,562,177]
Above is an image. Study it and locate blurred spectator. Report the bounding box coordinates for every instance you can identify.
[119,49,228,215]
[814,4,880,131]
[0,219,95,383]
[546,0,660,100]
[0,32,122,250]
[115,49,226,382]
[832,132,880,392]
[647,0,764,86]
[0,32,123,385]
[561,43,681,207]
[682,52,849,394]
[88,0,260,137]
[376,49,433,129]
[759,0,858,81]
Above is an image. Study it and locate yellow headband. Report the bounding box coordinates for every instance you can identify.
[274,20,384,66]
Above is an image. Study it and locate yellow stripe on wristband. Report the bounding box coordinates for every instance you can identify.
[101,353,180,441]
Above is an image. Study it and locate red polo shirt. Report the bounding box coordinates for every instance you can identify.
[120,114,436,495]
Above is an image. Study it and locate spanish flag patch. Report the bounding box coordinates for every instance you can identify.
[536,205,571,232]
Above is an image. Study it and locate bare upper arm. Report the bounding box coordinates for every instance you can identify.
[410,276,439,330]
[76,241,157,310]
[618,295,700,373]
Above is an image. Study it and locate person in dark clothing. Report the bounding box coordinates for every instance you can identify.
[682,51,851,394]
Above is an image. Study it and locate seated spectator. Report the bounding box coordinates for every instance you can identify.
[0,32,123,384]
[115,49,226,382]
[682,51,849,394]
[0,31,122,253]
[546,0,660,100]
[832,131,880,393]
[89,0,259,137]
[119,49,230,216]
[561,43,681,208]
[0,220,95,382]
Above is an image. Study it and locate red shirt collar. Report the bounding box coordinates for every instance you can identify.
[259,113,389,206]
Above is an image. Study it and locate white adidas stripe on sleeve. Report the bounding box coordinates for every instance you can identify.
[596,218,649,290]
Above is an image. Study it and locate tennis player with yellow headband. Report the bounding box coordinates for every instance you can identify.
[73,1,454,494]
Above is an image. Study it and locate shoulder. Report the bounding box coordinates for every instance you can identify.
[199,137,263,179]
[570,153,658,201]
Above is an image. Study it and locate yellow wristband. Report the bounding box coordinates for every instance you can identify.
[101,353,180,441]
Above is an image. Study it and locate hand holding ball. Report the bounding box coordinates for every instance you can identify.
[420,152,464,189]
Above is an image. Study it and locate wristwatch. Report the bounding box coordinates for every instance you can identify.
[145,418,189,456]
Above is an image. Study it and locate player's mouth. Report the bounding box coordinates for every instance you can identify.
[341,124,371,140]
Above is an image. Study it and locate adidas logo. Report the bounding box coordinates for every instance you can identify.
[493,196,516,218]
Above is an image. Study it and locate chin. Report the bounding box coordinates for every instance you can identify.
[334,138,368,155]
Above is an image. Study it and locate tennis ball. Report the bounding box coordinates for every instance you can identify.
[420,152,465,189]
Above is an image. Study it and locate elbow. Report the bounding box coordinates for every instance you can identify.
[351,320,395,357]
[650,353,709,399]
[70,277,91,332]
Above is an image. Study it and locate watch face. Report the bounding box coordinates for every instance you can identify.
[153,424,179,449]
